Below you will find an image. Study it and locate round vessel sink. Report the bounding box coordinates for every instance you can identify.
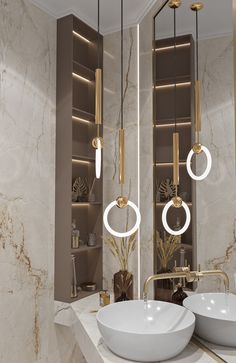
[183,293,236,347]
[96,300,195,362]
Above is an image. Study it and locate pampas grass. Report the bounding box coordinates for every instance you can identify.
[156,230,181,270]
[103,232,137,271]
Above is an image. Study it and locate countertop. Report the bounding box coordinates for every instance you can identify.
[54,294,224,363]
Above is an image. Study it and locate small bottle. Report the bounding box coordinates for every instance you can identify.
[71,220,80,249]
[172,283,188,306]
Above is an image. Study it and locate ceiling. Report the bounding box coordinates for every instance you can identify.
[31,0,157,34]
[155,0,233,40]
[31,0,233,37]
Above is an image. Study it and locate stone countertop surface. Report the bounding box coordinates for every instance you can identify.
[55,294,221,363]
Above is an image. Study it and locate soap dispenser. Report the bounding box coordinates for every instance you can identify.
[172,283,187,306]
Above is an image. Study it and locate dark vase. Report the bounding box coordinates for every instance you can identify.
[172,283,188,306]
[154,268,173,302]
[114,270,133,302]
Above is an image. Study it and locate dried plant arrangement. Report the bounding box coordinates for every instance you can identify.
[103,232,137,271]
[156,230,181,270]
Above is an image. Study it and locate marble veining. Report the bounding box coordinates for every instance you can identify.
[197,35,236,293]
[0,1,84,362]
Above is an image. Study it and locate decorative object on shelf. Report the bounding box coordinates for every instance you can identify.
[159,178,177,202]
[103,0,141,238]
[88,177,96,202]
[92,0,103,179]
[186,2,212,181]
[72,177,89,202]
[88,233,97,247]
[156,230,181,270]
[80,282,97,292]
[103,231,137,301]
[99,290,111,307]
[114,270,133,302]
[179,191,188,202]
[71,219,80,249]
[71,254,78,298]
[172,282,188,305]
[162,1,191,236]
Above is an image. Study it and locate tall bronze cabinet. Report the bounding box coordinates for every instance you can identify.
[153,35,197,299]
[55,15,103,302]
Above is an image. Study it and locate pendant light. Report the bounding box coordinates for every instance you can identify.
[162,0,191,236]
[103,0,141,238]
[92,0,103,179]
[186,2,212,181]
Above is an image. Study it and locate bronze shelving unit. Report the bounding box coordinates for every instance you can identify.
[55,15,103,302]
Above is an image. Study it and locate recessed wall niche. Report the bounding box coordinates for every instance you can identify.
[55,15,103,303]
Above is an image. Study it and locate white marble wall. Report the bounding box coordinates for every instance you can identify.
[103,28,139,297]
[0,1,85,362]
[197,35,236,293]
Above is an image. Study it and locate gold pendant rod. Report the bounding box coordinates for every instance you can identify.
[95,68,102,125]
[195,80,201,143]
[173,132,179,187]
[119,129,125,185]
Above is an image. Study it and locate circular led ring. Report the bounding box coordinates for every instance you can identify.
[95,138,102,179]
[186,145,212,181]
[162,200,191,236]
[103,200,141,238]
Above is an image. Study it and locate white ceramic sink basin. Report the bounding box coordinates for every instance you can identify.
[183,293,236,347]
[96,300,195,362]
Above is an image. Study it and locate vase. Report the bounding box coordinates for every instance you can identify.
[113,270,133,302]
[154,267,173,302]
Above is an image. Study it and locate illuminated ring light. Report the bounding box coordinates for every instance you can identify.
[103,200,141,238]
[162,200,191,236]
[95,138,102,179]
[186,145,212,181]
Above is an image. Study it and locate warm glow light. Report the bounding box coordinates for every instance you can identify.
[72,30,91,44]
[72,203,90,207]
[103,200,141,238]
[72,159,90,165]
[186,145,212,181]
[155,82,191,90]
[155,122,191,128]
[155,162,187,166]
[95,139,102,179]
[72,115,91,124]
[155,43,191,52]
[72,72,92,83]
[162,200,191,236]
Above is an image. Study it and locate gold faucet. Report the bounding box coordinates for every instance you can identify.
[143,267,230,302]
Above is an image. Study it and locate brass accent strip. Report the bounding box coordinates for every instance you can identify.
[119,129,125,185]
[191,2,204,12]
[173,132,179,186]
[195,80,201,133]
[191,337,226,363]
[95,68,102,125]
[168,0,182,9]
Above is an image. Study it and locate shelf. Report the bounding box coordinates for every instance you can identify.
[154,42,191,52]
[71,245,102,253]
[155,161,187,167]
[72,155,95,163]
[156,202,192,207]
[73,60,95,74]
[72,30,92,44]
[155,81,191,90]
[155,75,191,86]
[155,122,191,129]
[72,202,102,207]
